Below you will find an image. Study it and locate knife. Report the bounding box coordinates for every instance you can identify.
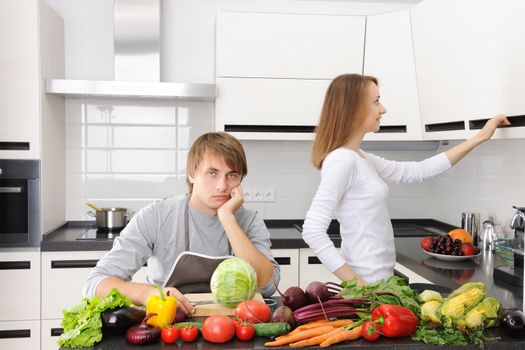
[191,300,217,306]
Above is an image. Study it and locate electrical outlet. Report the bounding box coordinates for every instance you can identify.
[244,188,275,202]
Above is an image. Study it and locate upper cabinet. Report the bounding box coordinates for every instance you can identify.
[0,1,40,158]
[411,0,525,140]
[215,12,365,140]
[363,10,423,141]
[0,0,65,159]
[216,12,365,80]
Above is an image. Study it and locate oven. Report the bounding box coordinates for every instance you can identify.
[0,159,40,247]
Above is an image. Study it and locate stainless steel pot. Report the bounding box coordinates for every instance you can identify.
[87,207,128,230]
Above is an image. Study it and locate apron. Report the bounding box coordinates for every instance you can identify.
[162,195,232,293]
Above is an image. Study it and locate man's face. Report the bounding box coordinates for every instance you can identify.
[188,153,242,215]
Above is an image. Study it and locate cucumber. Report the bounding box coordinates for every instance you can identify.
[253,322,291,337]
[173,321,202,331]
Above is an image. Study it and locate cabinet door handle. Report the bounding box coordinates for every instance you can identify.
[0,186,23,193]
[469,114,525,129]
[275,257,291,265]
[308,256,322,265]
[51,328,64,337]
[51,259,99,269]
[425,120,465,132]
[0,261,31,270]
[0,142,30,151]
[0,329,31,339]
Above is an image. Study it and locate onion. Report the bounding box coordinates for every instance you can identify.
[126,313,161,345]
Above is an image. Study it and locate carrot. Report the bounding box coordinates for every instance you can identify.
[289,327,346,347]
[264,325,334,347]
[319,325,363,348]
[284,319,354,337]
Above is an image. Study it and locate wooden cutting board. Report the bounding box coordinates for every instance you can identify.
[184,292,264,317]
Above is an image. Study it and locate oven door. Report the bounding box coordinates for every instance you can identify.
[0,159,40,247]
[0,179,29,243]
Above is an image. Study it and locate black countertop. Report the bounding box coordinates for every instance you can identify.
[41,219,455,251]
[54,218,525,349]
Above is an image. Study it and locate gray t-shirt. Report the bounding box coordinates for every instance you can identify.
[83,194,280,298]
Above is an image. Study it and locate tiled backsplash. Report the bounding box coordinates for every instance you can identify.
[65,99,524,238]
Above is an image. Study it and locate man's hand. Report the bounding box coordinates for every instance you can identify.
[142,286,195,315]
[217,184,244,220]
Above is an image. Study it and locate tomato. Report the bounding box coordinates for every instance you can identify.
[235,300,271,323]
[362,321,381,342]
[161,325,179,344]
[180,325,198,342]
[202,315,236,343]
[236,324,255,341]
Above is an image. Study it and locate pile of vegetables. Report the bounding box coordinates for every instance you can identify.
[58,288,134,348]
[413,282,501,346]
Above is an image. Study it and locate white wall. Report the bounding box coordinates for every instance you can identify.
[49,0,524,236]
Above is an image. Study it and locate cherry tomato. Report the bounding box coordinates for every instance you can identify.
[180,325,198,342]
[161,325,179,344]
[236,324,255,341]
[362,321,381,342]
[202,315,236,343]
[235,300,271,323]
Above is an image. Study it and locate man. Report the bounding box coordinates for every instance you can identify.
[83,132,280,315]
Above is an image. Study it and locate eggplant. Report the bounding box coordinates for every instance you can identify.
[500,307,525,334]
[102,306,146,335]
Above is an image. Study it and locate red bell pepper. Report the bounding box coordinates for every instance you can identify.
[371,304,418,337]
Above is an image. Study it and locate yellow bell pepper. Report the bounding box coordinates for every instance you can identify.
[145,284,177,328]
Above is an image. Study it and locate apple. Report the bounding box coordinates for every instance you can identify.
[420,236,436,252]
[461,243,476,256]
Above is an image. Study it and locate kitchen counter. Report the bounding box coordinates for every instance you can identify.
[41,218,454,251]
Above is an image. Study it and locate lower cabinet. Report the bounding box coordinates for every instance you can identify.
[41,319,62,350]
[271,249,299,295]
[298,248,341,290]
[40,250,148,350]
[0,320,40,350]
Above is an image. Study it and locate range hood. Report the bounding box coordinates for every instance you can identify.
[46,0,215,101]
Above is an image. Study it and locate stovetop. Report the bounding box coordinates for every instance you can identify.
[76,228,122,241]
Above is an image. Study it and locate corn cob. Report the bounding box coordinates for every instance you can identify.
[438,284,485,328]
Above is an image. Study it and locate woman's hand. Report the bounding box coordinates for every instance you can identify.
[475,114,510,142]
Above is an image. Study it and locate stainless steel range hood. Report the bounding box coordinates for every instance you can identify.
[46,0,215,101]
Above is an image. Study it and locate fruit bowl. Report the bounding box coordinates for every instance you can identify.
[422,248,481,261]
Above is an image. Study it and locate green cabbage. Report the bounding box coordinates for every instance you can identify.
[210,257,257,307]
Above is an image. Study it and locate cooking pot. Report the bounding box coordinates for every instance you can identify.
[87,207,128,230]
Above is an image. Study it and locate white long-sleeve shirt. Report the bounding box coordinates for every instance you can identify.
[302,148,451,283]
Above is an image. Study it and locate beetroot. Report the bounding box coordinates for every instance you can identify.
[271,306,296,329]
[275,284,307,311]
[305,281,330,304]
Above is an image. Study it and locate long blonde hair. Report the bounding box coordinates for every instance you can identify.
[311,74,378,169]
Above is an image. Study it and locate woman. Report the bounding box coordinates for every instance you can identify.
[302,73,509,285]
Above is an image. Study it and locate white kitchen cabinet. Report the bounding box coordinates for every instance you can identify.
[363,10,423,141]
[411,0,525,140]
[216,78,329,140]
[41,251,148,320]
[41,319,62,350]
[298,248,341,290]
[0,249,40,322]
[0,0,65,159]
[271,249,299,295]
[216,12,365,79]
[0,320,40,350]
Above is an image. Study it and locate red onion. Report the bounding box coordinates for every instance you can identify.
[126,313,161,345]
